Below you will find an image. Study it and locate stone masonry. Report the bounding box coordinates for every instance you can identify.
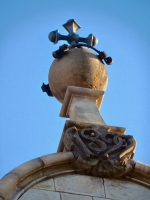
[19,174,150,200]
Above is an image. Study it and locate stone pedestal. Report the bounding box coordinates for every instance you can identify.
[60,86,106,125]
[58,86,127,154]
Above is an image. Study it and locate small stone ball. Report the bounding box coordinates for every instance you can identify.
[48,47,108,103]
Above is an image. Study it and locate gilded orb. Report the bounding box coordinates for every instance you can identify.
[48,47,108,103]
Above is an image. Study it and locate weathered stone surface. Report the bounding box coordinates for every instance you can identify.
[19,189,60,200]
[63,125,136,178]
[57,120,126,153]
[61,193,93,200]
[134,161,150,177]
[93,198,108,200]
[9,158,44,179]
[49,47,108,103]
[60,86,105,117]
[54,175,105,198]
[18,170,43,188]
[32,179,55,191]
[68,96,106,125]
[0,173,18,198]
[39,152,74,166]
[104,178,150,200]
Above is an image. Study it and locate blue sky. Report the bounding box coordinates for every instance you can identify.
[0,0,150,178]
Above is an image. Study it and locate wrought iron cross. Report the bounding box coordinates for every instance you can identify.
[48,19,98,47]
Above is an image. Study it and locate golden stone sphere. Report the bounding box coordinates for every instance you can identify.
[48,47,108,103]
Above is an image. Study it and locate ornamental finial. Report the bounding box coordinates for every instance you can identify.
[48,19,98,46]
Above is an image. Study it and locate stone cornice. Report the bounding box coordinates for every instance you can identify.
[0,152,75,200]
[0,152,149,200]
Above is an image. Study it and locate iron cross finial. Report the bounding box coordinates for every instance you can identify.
[48,19,98,46]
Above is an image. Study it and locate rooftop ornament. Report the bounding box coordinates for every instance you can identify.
[41,19,113,99]
[41,19,137,179]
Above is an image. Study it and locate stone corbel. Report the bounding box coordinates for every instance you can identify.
[63,125,136,178]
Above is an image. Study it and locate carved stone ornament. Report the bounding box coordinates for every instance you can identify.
[63,125,136,178]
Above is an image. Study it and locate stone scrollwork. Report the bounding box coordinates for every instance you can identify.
[63,125,136,178]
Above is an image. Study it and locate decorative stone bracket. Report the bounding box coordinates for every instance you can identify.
[63,125,136,178]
